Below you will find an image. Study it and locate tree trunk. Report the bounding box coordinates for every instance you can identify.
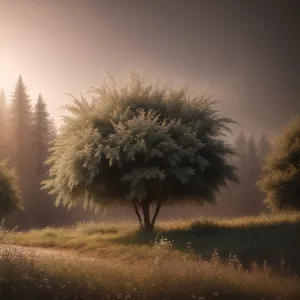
[132,200,163,232]
[151,203,162,227]
[132,200,143,228]
[141,202,153,232]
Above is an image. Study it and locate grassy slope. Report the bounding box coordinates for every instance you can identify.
[1,213,300,299]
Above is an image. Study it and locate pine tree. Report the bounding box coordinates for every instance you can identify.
[232,131,248,214]
[257,133,271,166]
[245,136,262,214]
[33,94,51,177]
[0,89,7,160]
[30,94,59,227]
[256,133,272,211]
[234,131,247,175]
[9,76,34,228]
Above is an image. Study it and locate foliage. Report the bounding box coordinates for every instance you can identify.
[0,160,22,216]
[33,94,52,174]
[257,116,300,211]
[43,72,239,230]
[31,94,58,227]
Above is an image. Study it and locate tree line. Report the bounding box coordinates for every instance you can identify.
[0,76,57,228]
[226,132,272,215]
[0,73,298,231]
[0,76,94,229]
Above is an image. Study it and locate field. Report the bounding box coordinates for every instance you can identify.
[1,213,300,299]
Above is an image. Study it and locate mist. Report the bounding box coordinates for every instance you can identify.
[0,0,299,227]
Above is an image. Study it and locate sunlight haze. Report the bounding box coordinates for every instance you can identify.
[0,0,298,134]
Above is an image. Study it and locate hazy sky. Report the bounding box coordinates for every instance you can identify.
[0,0,299,137]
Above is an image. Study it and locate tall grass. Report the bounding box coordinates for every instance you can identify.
[0,245,300,300]
[1,213,300,299]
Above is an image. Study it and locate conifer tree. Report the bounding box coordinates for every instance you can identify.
[234,131,247,177]
[245,136,262,213]
[258,133,271,166]
[31,94,54,226]
[9,76,34,227]
[231,131,248,213]
[33,94,51,177]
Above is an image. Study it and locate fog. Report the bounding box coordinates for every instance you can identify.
[0,0,299,226]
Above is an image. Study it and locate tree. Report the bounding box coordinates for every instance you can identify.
[245,136,262,213]
[229,131,248,214]
[258,133,271,166]
[257,116,300,211]
[0,89,8,161]
[43,73,239,231]
[0,160,22,217]
[33,94,51,177]
[234,131,247,177]
[9,76,34,227]
[31,94,53,226]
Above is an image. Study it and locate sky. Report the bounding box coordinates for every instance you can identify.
[0,0,299,137]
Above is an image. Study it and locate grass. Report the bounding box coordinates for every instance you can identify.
[1,244,300,300]
[1,213,300,299]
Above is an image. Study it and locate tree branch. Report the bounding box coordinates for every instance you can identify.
[150,203,162,227]
[132,200,143,227]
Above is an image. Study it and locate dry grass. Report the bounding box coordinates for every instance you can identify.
[1,213,300,299]
[0,244,300,300]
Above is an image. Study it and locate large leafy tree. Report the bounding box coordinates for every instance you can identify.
[257,116,300,211]
[0,160,22,217]
[44,73,239,231]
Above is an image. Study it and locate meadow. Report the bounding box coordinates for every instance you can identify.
[1,213,300,299]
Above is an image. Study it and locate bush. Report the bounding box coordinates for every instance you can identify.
[0,160,22,217]
[257,116,300,211]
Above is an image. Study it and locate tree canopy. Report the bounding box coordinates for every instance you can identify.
[0,160,22,217]
[257,116,300,211]
[43,73,239,231]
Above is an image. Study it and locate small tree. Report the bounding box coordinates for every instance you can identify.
[0,160,22,217]
[43,73,239,231]
[257,116,300,211]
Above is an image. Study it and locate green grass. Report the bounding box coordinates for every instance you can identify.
[1,213,300,299]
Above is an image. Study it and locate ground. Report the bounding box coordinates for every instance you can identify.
[0,213,300,299]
